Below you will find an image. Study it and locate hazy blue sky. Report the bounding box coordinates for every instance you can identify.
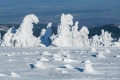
[0,0,120,27]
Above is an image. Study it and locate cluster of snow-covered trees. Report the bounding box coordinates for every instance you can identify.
[0,14,120,47]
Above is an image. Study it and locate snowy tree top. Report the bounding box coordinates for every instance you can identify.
[61,13,73,26]
[23,14,39,24]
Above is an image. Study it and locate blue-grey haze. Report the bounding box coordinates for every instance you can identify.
[0,0,120,27]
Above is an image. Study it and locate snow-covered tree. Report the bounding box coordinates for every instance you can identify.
[72,21,80,46]
[90,30,113,47]
[40,23,52,46]
[52,14,73,47]
[90,35,100,46]
[72,22,90,47]
[1,14,42,47]
[78,26,90,46]
[11,14,40,47]
[1,28,15,46]
[51,13,90,47]
[0,13,118,47]
[99,30,113,46]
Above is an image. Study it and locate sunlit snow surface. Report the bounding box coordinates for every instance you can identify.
[0,46,120,80]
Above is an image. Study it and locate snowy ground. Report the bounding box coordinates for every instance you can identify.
[0,46,120,80]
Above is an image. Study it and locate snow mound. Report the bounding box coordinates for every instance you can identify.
[54,57,63,61]
[9,59,17,61]
[10,72,20,77]
[73,51,80,54]
[63,58,77,63]
[57,50,71,58]
[59,64,74,69]
[42,51,52,56]
[62,71,68,74]
[0,73,7,77]
[105,49,111,53]
[34,61,51,69]
[34,61,48,69]
[96,52,106,58]
[64,64,74,69]
[40,57,49,61]
[84,60,95,73]
[115,54,120,57]
[84,60,101,74]
[53,54,62,58]
[91,47,97,53]
[5,53,13,57]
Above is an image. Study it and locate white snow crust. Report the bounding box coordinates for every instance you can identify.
[0,47,119,79]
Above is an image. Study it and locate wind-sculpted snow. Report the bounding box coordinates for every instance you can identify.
[0,47,120,79]
[1,13,120,47]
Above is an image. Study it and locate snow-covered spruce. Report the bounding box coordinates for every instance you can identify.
[1,14,41,47]
[1,13,120,47]
[90,30,114,47]
[40,23,52,46]
[51,14,73,47]
[51,13,116,47]
[12,14,41,47]
[51,14,90,47]
[1,28,15,46]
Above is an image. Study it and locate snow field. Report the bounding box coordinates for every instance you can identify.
[0,47,120,79]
